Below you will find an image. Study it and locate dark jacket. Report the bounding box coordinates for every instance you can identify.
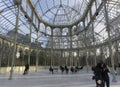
[94,63,103,81]
[102,64,109,80]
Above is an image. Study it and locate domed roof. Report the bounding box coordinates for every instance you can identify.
[33,0,89,26]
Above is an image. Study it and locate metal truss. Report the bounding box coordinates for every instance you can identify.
[0,0,120,80]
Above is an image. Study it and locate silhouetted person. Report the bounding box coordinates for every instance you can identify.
[93,63,104,87]
[23,64,29,75]
[118,63,120,67]
[65,65,69,74]
[60,66,64,74]
[49,66,53,74]
[102,63,110,87]
[70,66,74,73]
[118,63,120,75]
[75,66,78,72]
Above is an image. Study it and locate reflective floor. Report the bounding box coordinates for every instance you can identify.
[0,69,120,87]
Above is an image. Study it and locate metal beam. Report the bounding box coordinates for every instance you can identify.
[26,0,95,28]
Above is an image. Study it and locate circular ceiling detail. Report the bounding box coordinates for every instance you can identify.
[34,0,88,26]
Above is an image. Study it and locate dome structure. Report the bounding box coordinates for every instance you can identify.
[33,0,88,27]
[0,0,120,81]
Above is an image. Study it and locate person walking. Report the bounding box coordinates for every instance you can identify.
[23,64,29,75]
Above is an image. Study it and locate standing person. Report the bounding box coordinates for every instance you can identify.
[64,65,69,74]
[23,64,29,75]
[49,66,53,74]
[118,63,120,75]
[102,63,110,87]
[93,63,104,87]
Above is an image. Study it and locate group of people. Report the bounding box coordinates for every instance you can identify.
[22,62,111,87]
[59,65,83,74]
[92,62,110,87]
[49,65,83,74]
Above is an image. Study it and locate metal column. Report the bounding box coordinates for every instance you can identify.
[83,21,89,72]
[50,29,53,66]
[35,27,39,72]
[103,0,117,82]
[69,27,73,66]
[89,7,97,66]
[0,39,4,74]
[9,1,21,80]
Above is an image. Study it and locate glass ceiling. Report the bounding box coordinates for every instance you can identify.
[33,0,89,26]
[0,0,120,48]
